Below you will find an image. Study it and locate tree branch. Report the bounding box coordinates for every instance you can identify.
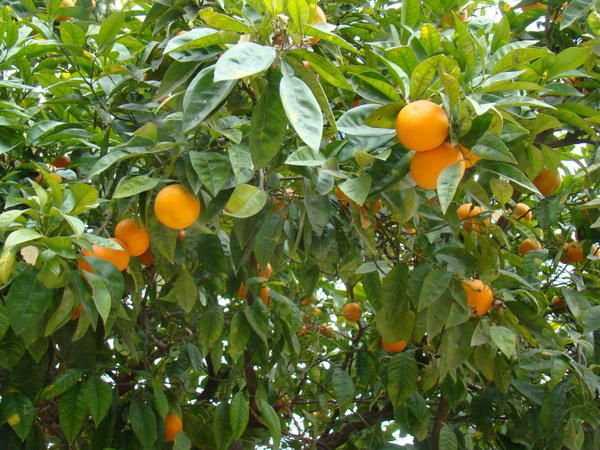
[430,396,450,450]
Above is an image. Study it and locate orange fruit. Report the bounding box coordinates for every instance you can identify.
[114,219,150,256]
[79,238,130,272]
[260,286,271,306]
[461,279,493,317]
[70,304,83,321]
[457,203,489,234]
[519,238,542,256]
[459,145,480,168]
[258,262,272,280]
[342,302,362,323]
[237,283,248,300]
[410,142,465,189]
[139,247,155,267]
[165,412,183,442]
[551,296,566,310]
[56,0,76,22]
[318,324,333,337]
[395,100,449,152]
[154,184,201,229]
[52,155,71,168]
[335,187,350,205]
[381,337,407,353]
[560,241,584,264]
[533,168,561,197]
[513,203,532,221]
[301,295,316,306]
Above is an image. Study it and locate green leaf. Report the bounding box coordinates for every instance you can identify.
[0,303,9,340]
[471,132,517,163]
[560,0,593,30]
[65,184,99,215]
[59,384,87,443]
[479,161,540,194]
[582,305,600,333]
[96,12,126,50]
[280,73,323,151]
[364,102,405,129]
[214,43,276,82]
[287,50,352,90]
[183,66,236,132]
[129,400,158,450]
[0,210,25,231]
[492,47,550,74]
[112,175,160,199]
[229,391,249,439]
[41,369,83,400]
[198,7,251,33]
[0,249,16,285]
[84,378,112,426]
[152,381,169,418]
[419,270,452,311]
[243,304,269,345]
[439,424,458,450]
[6,269,53,336]
[199,305,224,353]
[174,432,192,450]
[228,312,250,361]
[81,271,112,325]
[2,393,34,440]
[286,0,310,31]
[4,228,42,248]
[189,151,234,196]
[337,104,396,137]
[305,24,359,54]
[376,308,415,343]
[285,146,326,166]
[165,28,237,53]
[490,326,517,359]
[410,56,440,100]
[388,353,418,406]
[437,163,464,214]
[250,81,287,168]
[256,399,281,450]
[338,175,372,206]
[165,270,198,314]
[224,184,267,218]
[490,179,513,205]
[331,368,355,408]
[439,321,475,372]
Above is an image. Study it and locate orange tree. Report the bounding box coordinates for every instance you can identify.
[0,1,598,449]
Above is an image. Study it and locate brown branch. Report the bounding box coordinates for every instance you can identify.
[316,403,394,449]
[430,396,450,450]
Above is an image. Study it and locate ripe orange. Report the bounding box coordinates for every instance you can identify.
[114,219,150,256]
[260,286,272,306]
[459,145,480,168]
[154,184,201,229]
[381,337,407,353]
[57,0,76,22]
[513,203,532,221]
[551,296,566,310]
[457,203,489,234]
[70,304,83,321]
[410,142,465,189]
[165,412,183,442]
[258,262,272,280]
[461,279,493,317]
[52,155,71,168]
[560,241,584,264]
[342,302,362,323]
[395,100,449,152]
[237,283,248,300]
[139,247,154,267]
[533,168,561,197]
[518,238,542,256]
[79,238,130,272]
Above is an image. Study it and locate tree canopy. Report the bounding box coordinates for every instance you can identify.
[0,0,599,449]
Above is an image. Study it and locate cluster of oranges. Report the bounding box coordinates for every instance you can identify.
[237,262,273,306]
[77,184,200,276]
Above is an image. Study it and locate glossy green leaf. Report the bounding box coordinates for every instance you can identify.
[250,82,287,168]
[230,391,249,439]
[331,368,355,408]
[4,228,42,248]
[280,73,323,151]
[256,399,281,450]
[2,393,34,440]
[338,175,372,206]
[129,400,158,450]
[437,163,464,214]
[189,151,234,195]
[490,326,517,358]
[214,43,276,82]
[6,269,53,336]
[419,270,452,311]
[388,353,418,406]
[224,184,267,218]
[113,175,160,199]
[199,8,251,33]
[59,384,87,443]
[560,0,593,29]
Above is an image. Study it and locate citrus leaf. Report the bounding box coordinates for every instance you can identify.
[183,65,236,132]
[199,305,224,354]
[2,393,34,440]
[59,384,87,443]
[250,81,287,168]
[418,269,452,311]
[84,378,113,426]
[388,353,418,407]
[113,175,160,199]
[129,400,157,450]
[439,424,458,450]
[490,326,517,359]
[331,368,355,409]
[198,7,251,33]
[230,391,249,439]
[280,73,323,151]
[214,43,276,82]
[224,184,267,218]
[6,269,53,336]
[437,163,464,214]
[256,399,281,450]
[41,369,83,400]
[4,228,42,248]
[338,175,372,206]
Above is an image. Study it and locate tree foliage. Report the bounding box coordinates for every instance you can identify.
[0,0,599,449]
